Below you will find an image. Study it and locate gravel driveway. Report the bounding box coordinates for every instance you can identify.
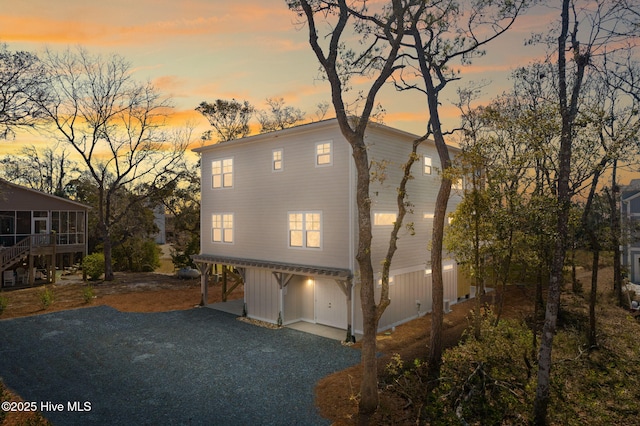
[0,306,360,425]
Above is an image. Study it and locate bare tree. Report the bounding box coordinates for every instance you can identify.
[0,142,80,196]
[394,0,527,387]
[257,97,305,133]
[534,1,640,422]
[286,0,420,417]
[33,47,191,281]
[196,99,254,142]
[0,44,47,138]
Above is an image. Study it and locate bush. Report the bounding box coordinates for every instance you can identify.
[82,285,95,304]
[0,293,7,315]
[111,238,160,272]
[83,252,105,280]
[40,286,54,309]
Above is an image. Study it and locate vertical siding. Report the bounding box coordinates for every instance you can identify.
[353,264,462,334]
[244,268,279,323]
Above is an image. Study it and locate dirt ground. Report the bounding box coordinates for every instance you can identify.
[0,267,613,425]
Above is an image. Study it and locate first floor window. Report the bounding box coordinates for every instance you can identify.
[289,212,321,248]
[212,213,234,243]
[374,212,397,226]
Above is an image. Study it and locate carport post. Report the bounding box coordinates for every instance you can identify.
[195,262,211,306]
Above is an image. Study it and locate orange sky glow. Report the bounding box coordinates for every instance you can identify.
[0,1,637,183]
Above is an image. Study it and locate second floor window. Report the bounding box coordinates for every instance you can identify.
[272,149,283,171]
[289,212,321,249]
[212,158,233,188]
[315,141,332,166]
[212,213,234,243]
[423,155,432,175]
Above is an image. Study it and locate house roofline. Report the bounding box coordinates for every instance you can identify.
[193,117,459,154]
[0,178,91,210]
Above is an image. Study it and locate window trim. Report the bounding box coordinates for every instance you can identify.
[423,155,432,175]
[373,212,397,226]
[315,141,333,167]
[272,148,283,172]
[211,157,234,189]
[288,211,322,250]
[212,213,234,244]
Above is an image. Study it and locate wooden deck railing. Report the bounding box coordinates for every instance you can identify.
[1,234,57,271]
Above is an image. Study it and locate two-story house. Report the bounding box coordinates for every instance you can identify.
[622,179,640,284]
[193,118,464,341]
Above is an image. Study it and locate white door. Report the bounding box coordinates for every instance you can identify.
[32,217,49,245]
[314,278,347,329]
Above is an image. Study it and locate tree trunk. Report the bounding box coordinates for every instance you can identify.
[428,177,451,386]
[103,232,114,281]
[588,247,599,348]
[534,0,587,421]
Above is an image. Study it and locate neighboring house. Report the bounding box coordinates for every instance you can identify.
[622,178,640,284]
[152,204,166,245]
[0,179,89,288]
[192,118,465,340]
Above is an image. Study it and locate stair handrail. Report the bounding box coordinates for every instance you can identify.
[1,236,31,269]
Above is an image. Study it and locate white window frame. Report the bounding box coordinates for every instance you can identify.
[212,158,234,189]
[288,211,322,249]
[212,213,234,243]
[374,212,397,226]
[272,148,283,172]
[315,141,332,167]
[452,177,464,190]
[423,155,432,175]
[377,274,395,287]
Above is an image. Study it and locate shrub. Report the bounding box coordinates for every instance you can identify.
[40,286,54,309]
[0,293,7,315]
[83,252,105,280]
[82,285,95,304]
[111,238,160,272]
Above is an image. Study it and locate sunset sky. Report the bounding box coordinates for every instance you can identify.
[2,0,636,185]
[0,1,557,134]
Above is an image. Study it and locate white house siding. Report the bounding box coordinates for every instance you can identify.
[365,126,461,274]
[199,123,352,270]
[282,275,315,324]
[244,268,279,323]
[353,264,460,334]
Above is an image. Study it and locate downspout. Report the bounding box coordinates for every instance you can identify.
[348,142,357,338]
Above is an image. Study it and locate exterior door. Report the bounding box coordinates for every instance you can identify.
[32,216,49,245]
[314,278,347,329]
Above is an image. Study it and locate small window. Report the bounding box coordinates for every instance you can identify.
[315,141,332,166]
[452,178,463,190]
[272,149,283,171]
[374,212,397,226]
[423,213,435,219]
[377,275,395,286]
[289,212,321,249]
[423,156,432,175]
[212,158,233,188]
[212,213,234,243]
